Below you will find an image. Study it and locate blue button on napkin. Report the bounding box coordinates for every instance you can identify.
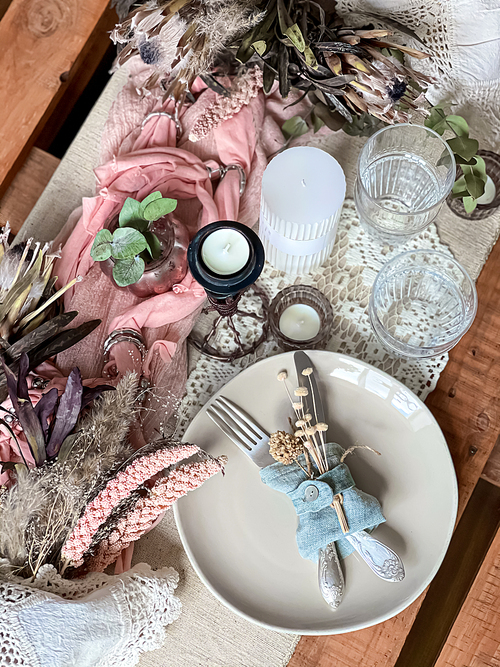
[260,442,385,562]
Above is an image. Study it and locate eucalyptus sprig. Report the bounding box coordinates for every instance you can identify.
[90,192,177,287]
[424,106,486,213]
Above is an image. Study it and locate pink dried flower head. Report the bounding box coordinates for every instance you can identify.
[189,66,263,142]
[86,456,225,572]
[61,443,199,566]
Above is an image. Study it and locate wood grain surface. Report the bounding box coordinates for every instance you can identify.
[0,147,59,234]
[0,0,110,197]
[289,236,500,667]
[434,524,500,667]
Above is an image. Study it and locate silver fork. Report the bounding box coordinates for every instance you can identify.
[207,396,275,468]
[207,395,345,609]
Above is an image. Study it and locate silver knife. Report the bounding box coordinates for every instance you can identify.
[294,351,405,584]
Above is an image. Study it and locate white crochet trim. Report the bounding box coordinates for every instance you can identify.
[0,560,181,667]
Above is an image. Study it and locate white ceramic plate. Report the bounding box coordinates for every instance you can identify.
[174,351,458,634]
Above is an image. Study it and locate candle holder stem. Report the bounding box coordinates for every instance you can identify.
[189,285,269,362]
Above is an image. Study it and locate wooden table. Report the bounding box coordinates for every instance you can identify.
[1,6,499,663]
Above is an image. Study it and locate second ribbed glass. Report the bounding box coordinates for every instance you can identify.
[355,124,456,245]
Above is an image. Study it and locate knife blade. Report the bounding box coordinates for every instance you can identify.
[294,351,326,425]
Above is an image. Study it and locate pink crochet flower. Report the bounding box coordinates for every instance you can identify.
[62,443,199,566]
[88,456,225,572]
[189,66,263,142]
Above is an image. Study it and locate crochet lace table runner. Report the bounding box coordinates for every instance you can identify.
[15,0,500,664]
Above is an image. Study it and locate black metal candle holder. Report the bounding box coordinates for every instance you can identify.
[188,221,268,361]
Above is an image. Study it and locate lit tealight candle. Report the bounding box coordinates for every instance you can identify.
[476,175,497,206]
[279,304,321,341]
[201,228,250,275]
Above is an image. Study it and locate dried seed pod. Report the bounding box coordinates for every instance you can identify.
[269,431,304,465]
[294,387,309,397]
[277,371,288,382]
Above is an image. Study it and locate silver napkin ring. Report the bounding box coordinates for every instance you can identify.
[103,329,148,364]
[206,163,246,196]
[141,111,182,139]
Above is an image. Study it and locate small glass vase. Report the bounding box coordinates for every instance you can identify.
[100,215,189,298]
[446,150,500,220]
[269,285,333,352]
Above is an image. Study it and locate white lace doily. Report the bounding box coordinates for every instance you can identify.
[175,199,451,436]
[0,561,181,667]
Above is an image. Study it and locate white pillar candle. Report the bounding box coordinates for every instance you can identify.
[260,146,346,274]
[279,304,321,341]
[476,175,496,205]
[201,228,250,275]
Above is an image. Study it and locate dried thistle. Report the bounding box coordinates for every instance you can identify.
[269,430,303,465]
[111,0,261,99]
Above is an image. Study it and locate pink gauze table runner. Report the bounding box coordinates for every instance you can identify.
[52,60,320,444]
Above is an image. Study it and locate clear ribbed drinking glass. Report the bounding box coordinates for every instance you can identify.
[369,250,477,359]
[355,124,456,244]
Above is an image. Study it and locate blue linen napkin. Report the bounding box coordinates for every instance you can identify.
[260,442,385,562]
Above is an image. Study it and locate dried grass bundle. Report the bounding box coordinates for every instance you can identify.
[0,374,139,577]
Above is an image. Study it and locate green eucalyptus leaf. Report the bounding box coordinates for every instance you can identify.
[139,191,162,215]
[463,167,486,199]
[424,106,447,135]
[112,256,145,287]
[463,196,477,214]
[311,109,325,133]
[111,227,148,259]
[119,198,142,227]
[445,115,469,137]
[143,231,162,261]
[142,198,178,221]
[472,155,487,181]
[447,136,479,161]
[436,148,453,168]
[281,115,309,140]
[452,175,467,194]
[313,102,344,131]
[451,190,470,199]
[285,24,305,52]
[90,229,113,261]
[125,218,149,234]
[252,40,267,56]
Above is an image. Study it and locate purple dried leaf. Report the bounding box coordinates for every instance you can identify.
[46,367,83,459]
[16,398,46,466]
[17,354,30,401]
[34,387,59,439]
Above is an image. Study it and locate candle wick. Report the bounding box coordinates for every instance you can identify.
[223,243,231,253]
[301,179,306,187]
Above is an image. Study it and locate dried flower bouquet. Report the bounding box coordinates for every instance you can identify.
[0,365,225,579]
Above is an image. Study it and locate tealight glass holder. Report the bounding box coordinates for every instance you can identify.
[188,221,268,361]
[447,150,500,220]
[369,250,477,359]
[269,285,333,352]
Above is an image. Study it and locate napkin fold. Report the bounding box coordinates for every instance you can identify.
[260,442,385,561]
